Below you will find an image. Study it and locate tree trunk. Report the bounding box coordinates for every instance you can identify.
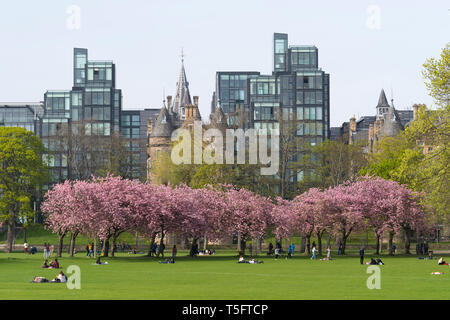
[94,237,98,258]
[341,231,347,255]
[69,231,78,257]
[57,233,65,258]
[190,238,198,257]
[404,227,411,254]
[6,216,16,253]
[300,236,306,253]
[306,235,311,255]
[239,239,247,256]
[157,231,165,257]
[23,227,27,243]
[103,236,110,257]
[147,232,157,257]
[237,232,241,252]
[375,234,380,255]
[317,231,323,256]
[111,234,119,257]
[388,231,394,255]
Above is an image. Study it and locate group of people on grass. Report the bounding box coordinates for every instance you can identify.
[238,256,264,264]
[41,258,60,269]
[32,271,67,283]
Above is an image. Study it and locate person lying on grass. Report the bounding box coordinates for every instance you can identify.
[159,258,175,264]
[95,257,109,265]
[31,276,49,283]
[237,257,263,264]
[438,257,448,265]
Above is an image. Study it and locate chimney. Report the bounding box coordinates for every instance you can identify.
[166,96,172,109]
[147,118,153,138]
[413,104,419,120]
[349,116,356,132]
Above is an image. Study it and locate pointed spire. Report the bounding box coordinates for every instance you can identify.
[377,89,390,108]
[172,51,192,116]
[151,106,173,137]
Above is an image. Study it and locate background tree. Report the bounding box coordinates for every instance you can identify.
[0,127,47,252]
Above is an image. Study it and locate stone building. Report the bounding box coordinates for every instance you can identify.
[331,89,415,152]
[147,57,227,184]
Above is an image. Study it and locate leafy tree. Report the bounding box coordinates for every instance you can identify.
[0,127,47,252]
[305,139,367,189]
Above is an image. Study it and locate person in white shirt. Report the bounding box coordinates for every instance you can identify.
[311,246,317,259]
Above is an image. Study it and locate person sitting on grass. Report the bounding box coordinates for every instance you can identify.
[41,260,49,268]
[238,256,245,263]
[52,271,67,283]
[49,258,60,269]
[438,257,448,265]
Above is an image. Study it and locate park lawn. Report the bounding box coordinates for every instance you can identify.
[0,251,449,300]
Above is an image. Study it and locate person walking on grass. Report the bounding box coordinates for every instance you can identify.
[172,245,177,259]
[359,247,365,265]
[327,246,331,260]
[43,243,48,259]
[311,246,317,260]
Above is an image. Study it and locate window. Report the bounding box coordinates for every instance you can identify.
[297,123,303,135]
[296,91,303,104]
[316,122,323,135]
[296,107,303,120]
[106,68,112,81]
[275,39,286,53]
[310,107,316,120]
[72,93,82,106]
[132,115,140,126]
[122,115,130,126]
[131,128,140,139]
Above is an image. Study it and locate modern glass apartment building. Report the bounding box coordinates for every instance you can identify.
[121,108,160,179]
[41,48,122,183]
[0,102,44,135]
[1,48,158,184]
[212,71,260,127]
[212,33,330,184]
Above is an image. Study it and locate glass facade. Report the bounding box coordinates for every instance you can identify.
[213,33,330,184]
[42,48,122,184]
[0,103,43,134]
[213,72,260,127]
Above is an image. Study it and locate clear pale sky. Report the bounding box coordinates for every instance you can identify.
[0,0,448,126]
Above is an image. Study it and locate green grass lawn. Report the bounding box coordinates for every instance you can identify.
[1,251,449,300]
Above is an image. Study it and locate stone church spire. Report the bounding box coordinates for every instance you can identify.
[172,51,192,119]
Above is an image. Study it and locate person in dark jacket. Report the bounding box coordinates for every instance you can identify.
[268,242,274,255]
[359,247,365,265]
